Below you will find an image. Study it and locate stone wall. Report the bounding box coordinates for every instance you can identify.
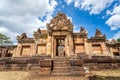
[0,56,85,76]
[83,56,120,70]
[0,56,120,76]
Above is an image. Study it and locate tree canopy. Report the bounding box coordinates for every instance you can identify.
[117,38,120,42]
[0,33,12,46]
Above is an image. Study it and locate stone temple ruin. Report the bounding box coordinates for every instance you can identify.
[0,12,120,76]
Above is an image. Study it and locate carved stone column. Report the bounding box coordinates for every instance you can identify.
[53,38,56,57]
[89,43,93,56]
[1,49,7,58]
[46,36,52,56]
[34,40,38,55]
[68,34,74,56]
[84,38,89,54]
[17,44,22,57]
[30,43,35,56]
[65,35,69,56]
[101,42,110,56]
[51,36,54,57]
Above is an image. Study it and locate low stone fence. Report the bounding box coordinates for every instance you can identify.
[0,57,52,71]
[84,58,120,70]
[70,59,84,76]
[0,56,120,75]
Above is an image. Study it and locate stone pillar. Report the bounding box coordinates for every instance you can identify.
[14,44,22,57]
[51,36,54,57]
[1,49,7,58]
[84,38,89,54]
[109,47,114,57]
[34,41,38,55]
[101,42,111,56]
[46,36,52,56]
[68,34,74,56]
[30,43,35,56]
[53,38,56,56]
[65,35,69,56]
[89,43,93,57]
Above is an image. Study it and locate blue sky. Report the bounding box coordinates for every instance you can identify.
[0,0,120,44]
[54,0,120,39]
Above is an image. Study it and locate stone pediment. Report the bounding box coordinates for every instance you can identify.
[47,12,73,31]
[95,29,106,38]
[80,27,87,35]
[17,33,27,40]
[17,33,34,43]
[33,28,47,39]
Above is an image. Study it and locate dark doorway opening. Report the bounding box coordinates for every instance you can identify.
[6,53,12,57]
[56,38,65,57]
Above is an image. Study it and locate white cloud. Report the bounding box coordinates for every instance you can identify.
[113,31,120,40]
[65,0,73,5]
[106,14,120,30]
[106,5,120,30]
[0,27,18,43]
[73,25,79,33]
[67,15,72,22]
[0,0,57,43]
[65,0,114,15]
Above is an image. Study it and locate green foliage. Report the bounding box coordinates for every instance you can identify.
[0,33,12,46]
[117,38,120,42]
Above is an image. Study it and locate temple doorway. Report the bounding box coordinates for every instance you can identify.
[56,38,65,57]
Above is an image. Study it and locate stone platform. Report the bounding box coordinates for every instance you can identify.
[2,56,120,76]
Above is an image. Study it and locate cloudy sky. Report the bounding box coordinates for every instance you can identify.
[0,0,120,44]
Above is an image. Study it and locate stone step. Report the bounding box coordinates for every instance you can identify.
[53,57,69,59]
[53,61,69,63]
[71,66,84,71]
[53,58,69,61]
[52,69,71,72]
[52,69,70,73]
[54,63,70,67]
[54,66,70,68]
[52,72,71,76]
[53,60,69,63]
[71,71,85,76]
[53,67,70,71]
[52,57,72,76]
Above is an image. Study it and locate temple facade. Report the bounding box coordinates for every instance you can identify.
[1,12,120,58]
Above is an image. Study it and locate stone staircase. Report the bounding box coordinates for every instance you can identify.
[52,57,71,76]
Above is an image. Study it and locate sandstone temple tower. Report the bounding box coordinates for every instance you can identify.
[0,12,120,76]
[1,12,119,59]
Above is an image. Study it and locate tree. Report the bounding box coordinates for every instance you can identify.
[117,38,120,42]
[0,33,12,46]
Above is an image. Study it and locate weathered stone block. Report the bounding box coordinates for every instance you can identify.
[70,60,83,66]
[30,67,40,70]
[39,67,51,75]
[39,60,51,67]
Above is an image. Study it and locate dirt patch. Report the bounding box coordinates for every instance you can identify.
[0,71,29,80]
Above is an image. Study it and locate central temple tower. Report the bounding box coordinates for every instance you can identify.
[46,12,74,57]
